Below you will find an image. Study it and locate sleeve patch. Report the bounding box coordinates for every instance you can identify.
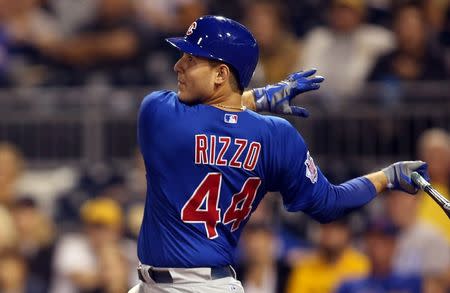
[304,151,318,184]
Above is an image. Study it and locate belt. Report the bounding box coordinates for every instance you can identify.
[137,265,235,283]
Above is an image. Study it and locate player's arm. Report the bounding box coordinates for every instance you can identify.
[242,91,257,111]
[301,161,428,223]
[376,161,429,194]
[242,69,324,116]
[274,124,429,223]
[364,171,388,193]
[358,161,430,195]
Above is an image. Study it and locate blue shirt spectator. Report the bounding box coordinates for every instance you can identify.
[336,274,422,293]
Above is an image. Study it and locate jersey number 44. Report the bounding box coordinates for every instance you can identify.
[181,173,261,239]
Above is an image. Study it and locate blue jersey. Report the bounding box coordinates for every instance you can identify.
[137,90,376,268]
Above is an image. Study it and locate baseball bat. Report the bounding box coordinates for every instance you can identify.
[411,172,450,220]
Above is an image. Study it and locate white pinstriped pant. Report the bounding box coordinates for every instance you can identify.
[128,265,244,293]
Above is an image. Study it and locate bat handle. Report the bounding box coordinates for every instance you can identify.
[411,172,450,219]
[411,172,430,189]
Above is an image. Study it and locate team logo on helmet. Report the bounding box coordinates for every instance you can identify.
[305,151,318,184]
[186,22,197,36]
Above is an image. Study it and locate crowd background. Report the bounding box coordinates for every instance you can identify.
[0,0,449,292]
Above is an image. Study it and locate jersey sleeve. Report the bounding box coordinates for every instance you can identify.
[267,119,377,223]
[267,120,328,212]
[138,90,174,157]
[138,90,173,130]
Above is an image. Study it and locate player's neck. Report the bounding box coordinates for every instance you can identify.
[206,91,244,112]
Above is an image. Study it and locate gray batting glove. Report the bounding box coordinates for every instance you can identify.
[382,161,429,194]
[252,69,325,117]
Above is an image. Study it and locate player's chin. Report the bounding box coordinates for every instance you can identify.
[177,90,188,101]
[177,91,196,105]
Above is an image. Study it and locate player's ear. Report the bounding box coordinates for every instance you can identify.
[214,64,230,86]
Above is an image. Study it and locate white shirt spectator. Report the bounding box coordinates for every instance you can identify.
[393,221,450,276]
[47,0,99,35]
[50,233,138,293]
[300,25,394,98]
[243,267,277,293]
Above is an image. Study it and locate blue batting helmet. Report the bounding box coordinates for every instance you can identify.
[166,15,259,89]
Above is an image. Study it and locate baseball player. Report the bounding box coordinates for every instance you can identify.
[129,16,429,293]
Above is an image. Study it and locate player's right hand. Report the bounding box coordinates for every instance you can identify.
[252,69,324,117]
[382,161,429,194]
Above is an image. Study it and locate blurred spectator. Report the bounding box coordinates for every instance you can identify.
[386,190,450,278]
[422,276,449,293]
[11,197,57,292]
[95,243,130,293]
[44,0,99,36]
[126,203,144,239]
[336,219,423,293]
[255,192,314,263]
[50,0,154,86]
[0,141,75,215]
[369,4,447,81]
[246,193,277,225]
[0,250,46,293]
[300,0,394,99]
[0,205,17,253]
[122,149,146,238]
[124,148,146,198]
[237,222,290,293]
[171,0,208,34]
[438,4,450,52]
[50,197,137,293]
[58,149,147,238]
[365,0,394,27]
[0,27,9,86]
[134,0,206,34]
[0,0,63,87]
[0,0,11,24]
[133,0,174,32]
[421,0,449,40]
[209,0,243,21]
[244,0,301,85]
[54,162,124,227]
[94,182,145,239]
[416,128,450,244]
[284,0,328,37]
[3,0,56,42]
[0,142,25,207]
[286,218,369,293]
[16,165,78,218]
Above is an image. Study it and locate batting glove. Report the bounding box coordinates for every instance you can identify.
[382,161,430,194]
[252,69,325,117]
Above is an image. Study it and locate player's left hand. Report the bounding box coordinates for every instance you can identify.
[252,69,324,117]
[382,161,430,194]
